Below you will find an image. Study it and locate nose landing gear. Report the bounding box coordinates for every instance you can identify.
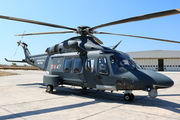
[124,90,134,101]
[148,89,158,98]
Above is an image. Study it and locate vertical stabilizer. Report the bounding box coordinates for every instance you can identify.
[21,42,49,70]
[21,42,32,62]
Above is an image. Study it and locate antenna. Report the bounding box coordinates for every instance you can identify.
[113,40,122,50]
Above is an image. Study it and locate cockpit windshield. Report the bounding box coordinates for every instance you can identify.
[113,52,135,69]
[123,53,142,69]
[110,52,140,75]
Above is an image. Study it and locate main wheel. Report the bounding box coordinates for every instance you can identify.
[124,93,131,101]
[124,93,134,101]
[46,85,54,93]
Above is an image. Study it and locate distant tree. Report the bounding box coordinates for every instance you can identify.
[12,63,17,66]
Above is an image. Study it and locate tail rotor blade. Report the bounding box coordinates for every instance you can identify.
[19,30,26,42]
[14,45,19,56]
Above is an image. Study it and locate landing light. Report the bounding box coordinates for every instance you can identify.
[146,87,151,92]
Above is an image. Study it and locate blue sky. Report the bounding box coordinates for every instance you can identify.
[0,0,180,65]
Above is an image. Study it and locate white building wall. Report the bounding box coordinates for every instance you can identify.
[164,59,170,71]
[134,59,158,71]
[135,58,180,71]
[178,59,180,71]
[152,59,158,71]
[127,50,180,71]
[164,59,180,71]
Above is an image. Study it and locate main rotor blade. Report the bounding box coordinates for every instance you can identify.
[94,31,180,44]
[0,15,77,31]
[91,8,180,30]
[89,34,104,45]
[15,30,75,36]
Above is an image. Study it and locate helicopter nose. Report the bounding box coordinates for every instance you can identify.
[154,73,174,88]
[140,70,174,89]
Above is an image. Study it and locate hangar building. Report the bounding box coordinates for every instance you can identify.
[126,50,180,71]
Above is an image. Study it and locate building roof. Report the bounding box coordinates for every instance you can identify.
[126,50,180,59]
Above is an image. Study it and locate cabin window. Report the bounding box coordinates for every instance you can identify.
[98,57,109,75]
[64,59,72,72]
[73,58,82,73]
[85,58,94,72]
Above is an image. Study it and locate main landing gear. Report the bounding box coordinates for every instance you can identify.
[46,85,54,93]
[81,86,87,90]
[124,90,134,101]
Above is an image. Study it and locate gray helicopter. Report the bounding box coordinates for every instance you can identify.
[1,8,180,101]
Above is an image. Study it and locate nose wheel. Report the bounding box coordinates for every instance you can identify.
[148,89,158,98]
[124,90,134,101]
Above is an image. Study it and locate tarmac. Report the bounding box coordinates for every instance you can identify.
[0,70,179,120]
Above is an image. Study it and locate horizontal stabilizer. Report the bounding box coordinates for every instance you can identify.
[5,58,27,63]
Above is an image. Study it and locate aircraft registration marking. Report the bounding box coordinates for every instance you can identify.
[37,59,45,64]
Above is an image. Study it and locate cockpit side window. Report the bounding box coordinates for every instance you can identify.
[110,56,124,74]
[98,57,109,75]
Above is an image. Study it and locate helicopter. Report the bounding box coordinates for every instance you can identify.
[1,8,180,101]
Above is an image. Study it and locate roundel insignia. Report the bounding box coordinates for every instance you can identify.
[53,64,57,69]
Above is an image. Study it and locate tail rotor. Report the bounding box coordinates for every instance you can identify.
[14,30,26,56]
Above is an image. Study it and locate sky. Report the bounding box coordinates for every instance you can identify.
[0,0,180,65]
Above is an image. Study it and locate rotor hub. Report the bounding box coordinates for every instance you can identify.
[77,26,91,36]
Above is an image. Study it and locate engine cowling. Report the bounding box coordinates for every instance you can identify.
[45,40,86,55]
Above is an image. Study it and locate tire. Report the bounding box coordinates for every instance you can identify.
[124,93,134,101]
[130,93,134,100]
[46,85,54,93]
[124,93,131,101]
